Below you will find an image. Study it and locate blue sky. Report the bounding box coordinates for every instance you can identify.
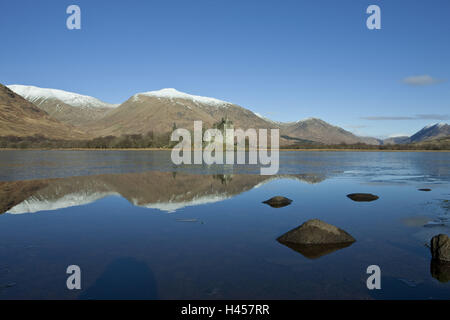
[1,0,449,138]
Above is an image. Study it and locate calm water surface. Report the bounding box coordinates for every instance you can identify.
[0,150,449,299]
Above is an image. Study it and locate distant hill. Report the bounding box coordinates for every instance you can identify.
[382,123,450,145]
[410,136,450,149]
[282,118,381,145]
[383,136,410,145]
[0,84,86,139]
[410,123,450,142]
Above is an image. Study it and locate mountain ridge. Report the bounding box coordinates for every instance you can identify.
[5,84,448,145]
[7,85,117,109]
[0,84,87,139]
[7,85,118,127]
[382,122,450,145]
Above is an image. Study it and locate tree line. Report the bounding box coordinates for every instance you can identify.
[0,134,449,150]
[0,132,175,149]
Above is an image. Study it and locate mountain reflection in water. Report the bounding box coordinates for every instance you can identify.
[0,172,327,215]
[1,151,449,299]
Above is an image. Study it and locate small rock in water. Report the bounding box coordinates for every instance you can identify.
[262,196,292,208]
[346,193,379,202]
[277,219,356,245]
[430,234,450,262]
[418,188,432,192]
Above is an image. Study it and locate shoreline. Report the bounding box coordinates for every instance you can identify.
[0,148,449,152]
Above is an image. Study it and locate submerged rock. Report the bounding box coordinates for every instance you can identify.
[430,234,450,262]
[262,196,292,208]
[346,193,379,202]
[418,188,432,192]
[401,216,431,227]
[430,259,450,283]
[277,219,356,246]
[277,241,354,259]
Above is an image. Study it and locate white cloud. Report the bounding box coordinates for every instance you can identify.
[402,75,445,86]
[361,114,449,121]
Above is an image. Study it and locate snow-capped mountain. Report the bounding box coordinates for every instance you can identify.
[7,85,118,126]
[382,122,450,144]
[83,88,379,144]
[7,85,117,109]
[0,84,87,139]
[85,87,274,137]
[410,122,450,142]
[2,83,385,145]
[254,112,284,125]
[133,88,231,107]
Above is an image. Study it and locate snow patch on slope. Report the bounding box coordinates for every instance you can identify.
[7,191,119,214]
[133,88,231,107]
[137,193,232,213]
[296,117,322,123]
[255,112,282,125]
[7,85,117,109]
[422,122,448,130]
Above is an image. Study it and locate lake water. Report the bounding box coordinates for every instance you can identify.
[0,150,449,299]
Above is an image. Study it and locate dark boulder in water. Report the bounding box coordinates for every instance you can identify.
[430,234,450,262]
[277,219,356,247]
[262,196,292,208]
[430,259,450,283]
[418,188,432,192]
[346,193,379,202]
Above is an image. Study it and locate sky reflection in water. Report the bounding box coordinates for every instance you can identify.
[0,150,449,299]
